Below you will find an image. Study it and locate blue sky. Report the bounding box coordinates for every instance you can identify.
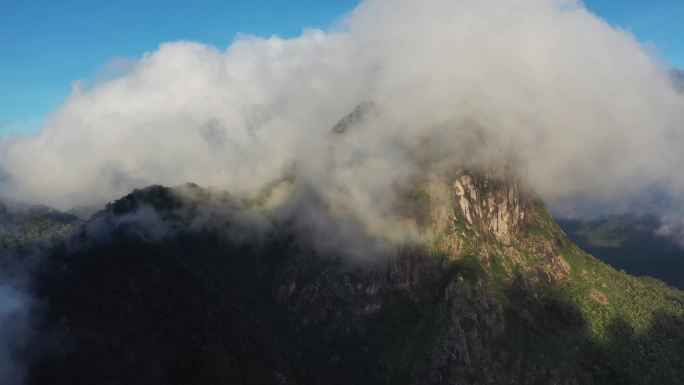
[1,0,682,136]
[583,0,684,66]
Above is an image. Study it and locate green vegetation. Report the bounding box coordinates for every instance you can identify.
[438,194,684,384]
[0,203,78,255]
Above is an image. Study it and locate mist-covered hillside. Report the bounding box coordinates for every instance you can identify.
[0,201,79,255]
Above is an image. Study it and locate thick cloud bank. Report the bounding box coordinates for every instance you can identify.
[1,0,683,219]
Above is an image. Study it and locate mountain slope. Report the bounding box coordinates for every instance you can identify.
[559,215,684,289]
[0,200,79,256]
[26,174,684,385]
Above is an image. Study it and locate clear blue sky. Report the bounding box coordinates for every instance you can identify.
[583,0,684,66]
[1,0,682,136]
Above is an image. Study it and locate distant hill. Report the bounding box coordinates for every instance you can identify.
[0,199,80,257]
[558,215,684,289]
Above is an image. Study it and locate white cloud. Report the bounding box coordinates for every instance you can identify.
[0,0,682,221]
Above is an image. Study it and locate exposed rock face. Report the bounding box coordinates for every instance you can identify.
[407,169,572,289]
[452,172,528,244]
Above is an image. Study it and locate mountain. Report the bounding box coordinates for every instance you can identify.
[22,171,684,385]
[558,215,684,289]
[0,200,80,258]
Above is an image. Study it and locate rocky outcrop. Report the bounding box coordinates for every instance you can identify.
[451,172,529,244]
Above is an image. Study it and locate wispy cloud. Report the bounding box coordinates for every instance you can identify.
[0,119,43,138]
[86,56,137,90]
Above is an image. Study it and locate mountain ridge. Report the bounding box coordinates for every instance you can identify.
[19,169,684,385]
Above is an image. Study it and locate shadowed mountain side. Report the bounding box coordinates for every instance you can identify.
[26,177,684,385]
